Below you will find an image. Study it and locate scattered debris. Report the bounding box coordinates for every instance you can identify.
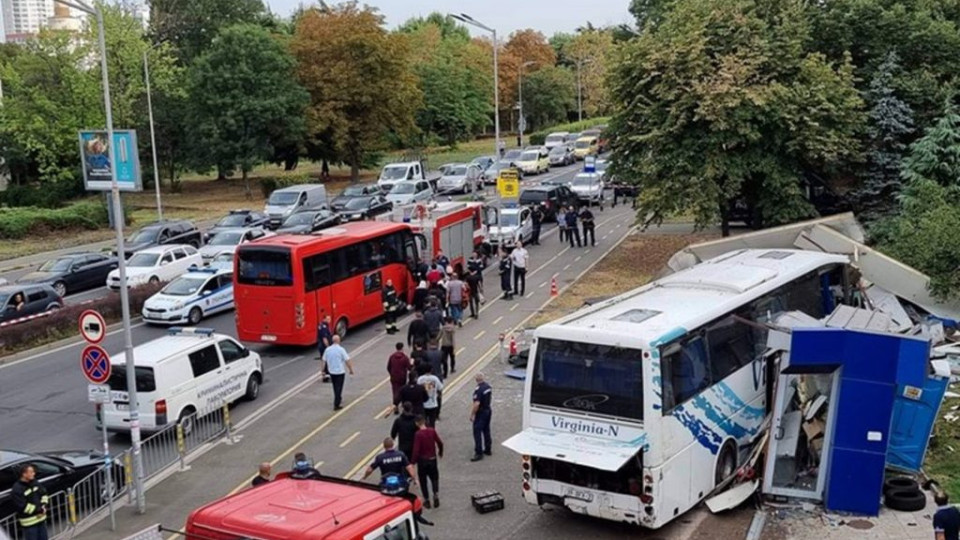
[706,480,758,513]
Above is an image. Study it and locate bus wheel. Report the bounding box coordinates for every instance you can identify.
[715,440,737,486]
[334,318,348,340]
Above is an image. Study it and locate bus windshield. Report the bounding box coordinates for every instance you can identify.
[237,248,292,286]
[531,338,644,420]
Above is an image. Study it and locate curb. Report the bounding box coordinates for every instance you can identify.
[0,317,142,366]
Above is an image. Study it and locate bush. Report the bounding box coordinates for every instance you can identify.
[0,282,163,354]
[0,200,109,239]
[528,117,612,145]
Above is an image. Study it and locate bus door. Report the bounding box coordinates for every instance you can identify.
[304,252,333,332]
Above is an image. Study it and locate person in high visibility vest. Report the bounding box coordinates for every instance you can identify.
[11,464,49,540]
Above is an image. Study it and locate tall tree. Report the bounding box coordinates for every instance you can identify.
[900,101,960,189]
[607,0,864,236]
[521,66,576,131]
[854,51,914,225]
[566,30,615,118]
[188,24,308,197]
[149,0,266,63]
[292,4,422,181]
[499,29,557,116]
[549,32,575,67]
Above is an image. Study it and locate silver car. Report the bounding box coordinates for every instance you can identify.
[437,163,483,194]
[548,144,575,166]
[385,180,434,206]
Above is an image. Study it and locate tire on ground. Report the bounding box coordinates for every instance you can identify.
[883,477,919,498]
[884,488,926,512]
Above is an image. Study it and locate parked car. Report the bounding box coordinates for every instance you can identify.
[515,150,550,175]
[16,252,118,297]
[0,449,124,524]
[471,155,497,172]
[570,172,606,207]
[0,284,63,324]
[385,180,434,206]
[582,128,606,153]
[437,163,483,194]
[106,245,202,290]
[564,132,581,143]
[503,149,523,162]
[339,195,393,221]
[519,185,579,221]
[544,132,569,150]
[205,210,269,241]
[199,227,272,263]
[206,251,235,272]
[377,160,441,192]
[329,184,382,212]
[120,220,202,259]
[573,136,600,160]
[264,184,328,228]
[142,267,234,325]
[484,160,524,184]
[548,143,576,166]
[276,209,341,234]
[487,206,533,250]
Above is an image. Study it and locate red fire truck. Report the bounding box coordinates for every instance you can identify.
[184,475,428,540]
[377,201,490,268]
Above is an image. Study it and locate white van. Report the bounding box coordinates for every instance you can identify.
[99,327,263,434]
[544,131,569,150]
[264,184,328,228]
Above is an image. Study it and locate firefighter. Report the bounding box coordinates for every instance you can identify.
[382,279,400,334]
[12,464,49,540]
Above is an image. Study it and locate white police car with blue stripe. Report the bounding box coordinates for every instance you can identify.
[142,267,234,325]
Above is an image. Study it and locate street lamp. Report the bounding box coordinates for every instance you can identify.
[55,0,147,515]
[143,47,162,221]
[517,60,536,147]
[576,58,594,122]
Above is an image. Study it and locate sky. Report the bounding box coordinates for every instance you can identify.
[264,0,635,37]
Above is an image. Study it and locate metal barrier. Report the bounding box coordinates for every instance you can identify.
[138,406,227,481]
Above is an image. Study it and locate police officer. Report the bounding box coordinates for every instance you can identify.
[290,452,322,480]
[363,438,418,486]
[12,464,49,540]
[317,315,333,382]
[382,279,400,334]
[470,373,493,462]
[580,205,596,247]
[498,250,513,300]
[530,204,543,245]
[564,205,581,248]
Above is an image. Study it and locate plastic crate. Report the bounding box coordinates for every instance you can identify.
[471,490,505,514]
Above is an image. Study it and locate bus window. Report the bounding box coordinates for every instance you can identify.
[237,248,292,287]
[661,336,710,411]
[302,252,332,292]
[706,315,755,381]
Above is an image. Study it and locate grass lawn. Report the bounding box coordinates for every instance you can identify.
[924,394,960,499]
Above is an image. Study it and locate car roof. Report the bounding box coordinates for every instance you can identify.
[212,227,260,234]
[521,185,558,192]
[0,449,34,466]
[180,268,231,279]
[111,332,228,367]
[133,244,193,254]
[0,283,53,293]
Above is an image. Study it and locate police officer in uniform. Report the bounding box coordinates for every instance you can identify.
[498,250,513,300]
[530,204,543,245]
[12,464,49,540]
[317,315,333,382]
[363,438,418,487]
[470,373,494,462]
[382,279,400,334]
[580,206,597,247]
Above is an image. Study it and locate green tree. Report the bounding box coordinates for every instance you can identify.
[549,32,575,67]
[292,4,422,181]
[607,0,864,236]
[149,0,266,62]
[900,101,960,188]
[188,24,308,197]
[521,66,575,130]
[566,29,615,118]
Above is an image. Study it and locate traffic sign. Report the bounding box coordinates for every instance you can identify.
[498,169,519,183]
[81,345,111,385]
[88,384,110,403]
[497,175,519,199]
[79,310,106,344]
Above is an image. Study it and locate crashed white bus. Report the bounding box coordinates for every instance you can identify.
[504,248,852,529]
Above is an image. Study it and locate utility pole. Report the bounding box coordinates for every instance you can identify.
[518,60,536,148]
[143,50,162,221]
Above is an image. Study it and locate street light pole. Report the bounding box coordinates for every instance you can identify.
[143,50,162,221]
[576,58,594,123]
[57,0,146,514]
[518,61,535,148]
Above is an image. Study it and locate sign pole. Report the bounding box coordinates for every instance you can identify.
[102,401,115,531]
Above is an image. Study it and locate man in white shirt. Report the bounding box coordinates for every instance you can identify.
[510,241,529,297]
[321,335,354,410]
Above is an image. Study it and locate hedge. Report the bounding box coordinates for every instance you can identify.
[0,201,110,239]
[528,117,612,145]
[0,282,163,355]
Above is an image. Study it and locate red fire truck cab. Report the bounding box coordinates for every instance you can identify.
[377,201,490,268]
[185,476,428,540]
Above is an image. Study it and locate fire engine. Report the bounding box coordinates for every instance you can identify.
[377,201,490,268]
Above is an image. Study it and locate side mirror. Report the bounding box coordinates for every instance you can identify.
[241,347,250,358]
[70,265,82,273]
[160,260,170,266]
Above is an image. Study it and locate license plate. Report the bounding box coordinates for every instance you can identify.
[565,488,594,502]
[114,403,129,411]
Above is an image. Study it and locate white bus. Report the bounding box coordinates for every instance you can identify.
[503,248,852,529]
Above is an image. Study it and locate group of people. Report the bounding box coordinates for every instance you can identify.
[557,204,598,248]
[410,249,485,325]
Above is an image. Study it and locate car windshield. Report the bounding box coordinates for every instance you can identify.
[497,212,520,227]
[342,185,369,196]
[504,150,522,160]
[267,192,298,205]
[128,229,158,244]
[520,152,539,161]
[381,166,408,180]
[445,166,467,177]
[391,183,416,194]
[128,253,160,267]
[208,232,243,246]
[213,252,234,263]
[519,191,547,203]
[545,135,565,144]
[549,146,567,155]
[345,197,372,210]
[161,276,207,296]
[216,214,248,227]
[575,139,593,149]
[39,258,74,272]
[497,161,514,170]
[572,176,598,186]
[283,213,315,226]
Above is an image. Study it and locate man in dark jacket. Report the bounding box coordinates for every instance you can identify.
[382,279,401,334]
[398,372,429,416]
[388,343,411,414]
[423,301,443,339]
[12,464,48,539]
[564,205,581,247]
[580,206,596,247]
[317,315,333,382]
[390,401,420,461]
[407,311,430,349]
[498,250,513,300]
[530,204,543,245]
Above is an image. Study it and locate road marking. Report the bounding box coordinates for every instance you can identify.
[539,281,547,288]
[603,235,609,240]
[376,405,395,419]
[493,316,503,325]
[563,264,571,271]
[510,304,519,311]
[265,355,303,373]
[474,330,486,340]
[526,291,534,298]
[456,347,465,355]
[586,249,592,254]
[575,256,582,262]
[339,431,361,448]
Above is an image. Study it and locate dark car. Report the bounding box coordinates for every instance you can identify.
[120,220,202,258]
[276,209,342,234]
[0,449,125,524]
[330,184,383,212]
[0,284,63,324]
[519,185,579,221]
[205,210,269,241]
[339,195,393,221]
[16,252,118,297]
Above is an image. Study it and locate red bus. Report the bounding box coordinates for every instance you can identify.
[234,222,422,345]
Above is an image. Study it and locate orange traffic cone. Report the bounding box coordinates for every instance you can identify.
[550,276,558,297]
[509,335,517,357]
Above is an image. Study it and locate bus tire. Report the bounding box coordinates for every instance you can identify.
[334,317,348,340]
[714,440,737,487]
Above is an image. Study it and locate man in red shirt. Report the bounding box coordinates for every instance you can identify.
[387,343,411,414]
[411,416,444,509]
[426,263,443,286]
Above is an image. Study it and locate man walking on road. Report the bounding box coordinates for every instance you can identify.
[557,207,567,245]
[446,273,465,326]
[321,335,353,410]
[511,241,529,297]
[498,250,513,300]
[530,205,543,245]
[388,343,411,414]
[391,401,420,461]
[399,372,429,416]
[382,279,401,334]
[317,315,333,382]
[412,415,444,509]
[470,373,493,462]
[418,364,444,427]
[580,206,596,247]
[564,205,581,247]
[12,464,48,540]
[408,311,430,349]
[363,438,418,490]
[424,301,443,340]
[464,266,482,320]
[440,317,457,376]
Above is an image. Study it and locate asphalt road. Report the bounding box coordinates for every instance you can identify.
[0,161,595,453]
[72,184,643,540]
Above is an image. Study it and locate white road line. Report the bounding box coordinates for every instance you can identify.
[339,432,361,448]
[456,347,465,355]
[563,264,571,271]
[575,256,582,262]
[539,281,547,288]
[510,304,518,311]
[265,355,304,373]
[474,330,486,340]
[586,249,592,254]
[526,291,534,298]
[603,235,609,240]
[493,316,503,325]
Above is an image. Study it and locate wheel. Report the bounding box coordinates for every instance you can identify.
[148,276,160,285]
[178,408,196,437]
[334,317,348,339]
[885,488,926,512]
[884,477,920,497]
[244,374,261,401]
[714,440,737,486]
[53,281,67,297]
[188,307,203,325]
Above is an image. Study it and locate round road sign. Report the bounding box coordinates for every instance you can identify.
[79,310,106,344]
[81,344,111,385]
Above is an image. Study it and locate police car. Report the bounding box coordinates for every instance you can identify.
[142,267,234,325]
